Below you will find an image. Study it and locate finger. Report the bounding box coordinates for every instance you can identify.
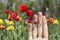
[37,12,42,37]
[42,16,48,38]
[28,23,33,40]
[32,15,38,39]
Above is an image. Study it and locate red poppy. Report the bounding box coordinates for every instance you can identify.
[5,9,9,14]
[18,4,27,12]
[26,10,33,18]
[47,17,54,23]
[10,12,17,19]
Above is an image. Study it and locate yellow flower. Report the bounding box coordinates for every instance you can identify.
[17,16,22,21]
[25,22,28,25]
[6,26,15,31]
[19,17,22,21]
[19,25,21,28]
[53,19,59,25]
[17,16,20,18]
[0,19,4,24]
[6,20,14,25]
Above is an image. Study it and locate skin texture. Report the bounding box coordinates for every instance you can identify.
[28,12,48,40]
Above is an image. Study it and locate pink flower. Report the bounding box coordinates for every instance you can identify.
[26,18,32,23]
[14,17,19,21]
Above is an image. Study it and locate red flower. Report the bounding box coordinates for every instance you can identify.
[8,12,17,21]
[26,10,33,18]
[18,4,27,12]
[5,9,9,14]
[47,17,54,23]
[10,12,17,19]
[14,17,19,21]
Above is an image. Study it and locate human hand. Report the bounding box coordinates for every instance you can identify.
[28,12,48,40]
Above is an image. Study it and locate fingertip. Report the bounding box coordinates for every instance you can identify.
[42,16,46,21]
[34,15,38,18]
[33,15,38,24]
[38,12,42,16]
[42,16,46,19]
[28,23,32,26]
[42,16,47,24]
